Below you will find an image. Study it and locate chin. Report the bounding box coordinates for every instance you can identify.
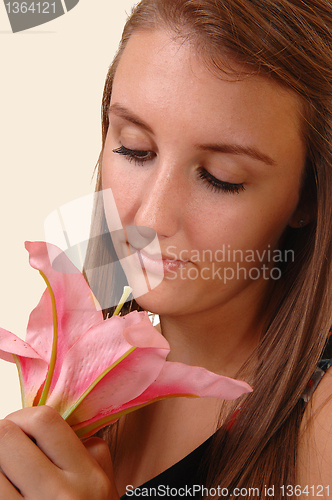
[133,286,183,316]
[133,281,205,318]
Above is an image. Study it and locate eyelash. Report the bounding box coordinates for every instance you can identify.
[112,145,245,195]
[112,145,155,166]
[197,167,245,195]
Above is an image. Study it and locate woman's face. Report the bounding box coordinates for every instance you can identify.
[102,29,306,318]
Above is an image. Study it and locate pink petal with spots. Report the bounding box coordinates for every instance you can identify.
[66,345,169,426]
[0,241,253,439]
[123,320,169,350]
[46,312,167,416]
[25,241,103,389]
[0,328,41,361]
[0,328,47,407]
[70,361,252,439]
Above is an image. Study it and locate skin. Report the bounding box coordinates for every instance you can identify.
[0,28,331,499]
[298,370,332,492]
[103,30,332,494]
[102,29,306,376]
[0,406,118,499]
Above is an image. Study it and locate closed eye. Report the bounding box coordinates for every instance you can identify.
[113,146,244,194]
[197,167,245,195]
[112,145,155,166]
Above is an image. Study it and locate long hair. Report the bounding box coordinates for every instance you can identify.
[88,1,332,497]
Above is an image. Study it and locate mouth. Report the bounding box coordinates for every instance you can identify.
[128,244,188,275]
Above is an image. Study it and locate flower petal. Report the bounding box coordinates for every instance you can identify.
[25,241,104,390]
[0,328,47,407]
[70,361,252,439]
[15,356,48,408]
[71,415,119,439]
[123,320,170,350]
[0,328,41,361]
[25,290,54,363]
[65,345,169,427]
[45,312,167,417]
[125,362,253,403]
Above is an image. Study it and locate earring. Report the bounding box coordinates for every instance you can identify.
[298,219,305,227]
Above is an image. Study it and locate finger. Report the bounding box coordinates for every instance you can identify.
[0,468,24,500]
[84,438,119,499]
[0,418,57,496]
[5,406,91,472]
[83,437,114,479]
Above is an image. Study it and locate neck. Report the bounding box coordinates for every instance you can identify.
[158,281,268,378]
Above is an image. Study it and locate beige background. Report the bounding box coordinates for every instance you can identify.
[0,0,137,417]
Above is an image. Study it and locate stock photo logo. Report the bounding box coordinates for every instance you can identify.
[3,0,79,33]
[44,189,164,310]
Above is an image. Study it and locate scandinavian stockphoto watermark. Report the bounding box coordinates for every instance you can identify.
[165,245,295,283]
[44,189,164,310]
[43,187,294,306]
[3,0,80,33]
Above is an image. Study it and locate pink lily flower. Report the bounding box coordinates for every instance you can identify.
[0,242,252,439]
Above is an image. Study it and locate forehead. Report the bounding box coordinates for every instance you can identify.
[111,29,305,167]
[113,29,302,109]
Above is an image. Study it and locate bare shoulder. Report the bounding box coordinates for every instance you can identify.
[297,366,332,495]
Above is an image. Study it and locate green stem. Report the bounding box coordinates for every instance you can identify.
[13,354,25,407]
[37,270,58,406]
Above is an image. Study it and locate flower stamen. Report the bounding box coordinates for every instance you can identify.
[112,286,133,317]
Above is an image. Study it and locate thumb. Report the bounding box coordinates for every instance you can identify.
[83,437,116,484]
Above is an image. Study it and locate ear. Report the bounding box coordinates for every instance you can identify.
[288,170,316,229]
[288,208,311,229]
[287,158,318,230]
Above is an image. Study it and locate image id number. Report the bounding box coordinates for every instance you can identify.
[280,485,330,496]
[5,2,56,14]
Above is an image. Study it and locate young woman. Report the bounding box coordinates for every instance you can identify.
[1,0,332,498]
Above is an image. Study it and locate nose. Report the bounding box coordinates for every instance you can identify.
[133,159,185,239]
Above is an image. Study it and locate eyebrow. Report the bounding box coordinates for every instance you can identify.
[109,103,276,166]
[196,143,276,166]
[109,103,154,134]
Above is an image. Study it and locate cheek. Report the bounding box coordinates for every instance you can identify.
[102,158,142,227]
[188,192,297,258]
[184,205,247,254]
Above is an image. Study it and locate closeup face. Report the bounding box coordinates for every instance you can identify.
[102,29,306,318]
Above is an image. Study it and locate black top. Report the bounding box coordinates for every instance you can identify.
[121,434,212,498]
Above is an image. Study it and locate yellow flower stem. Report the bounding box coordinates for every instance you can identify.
[37,270,58,406]
[112,286,133,317]
[13,354,25,407]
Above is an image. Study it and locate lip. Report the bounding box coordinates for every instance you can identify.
[128,244,188,275]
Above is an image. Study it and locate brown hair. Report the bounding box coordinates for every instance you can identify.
[88,1,332,497]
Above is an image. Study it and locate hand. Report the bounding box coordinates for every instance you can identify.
[0,406,120,500]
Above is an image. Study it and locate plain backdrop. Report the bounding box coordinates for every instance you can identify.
[0,0,137,418]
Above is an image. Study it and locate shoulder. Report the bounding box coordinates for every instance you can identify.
[297,366,332,494]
